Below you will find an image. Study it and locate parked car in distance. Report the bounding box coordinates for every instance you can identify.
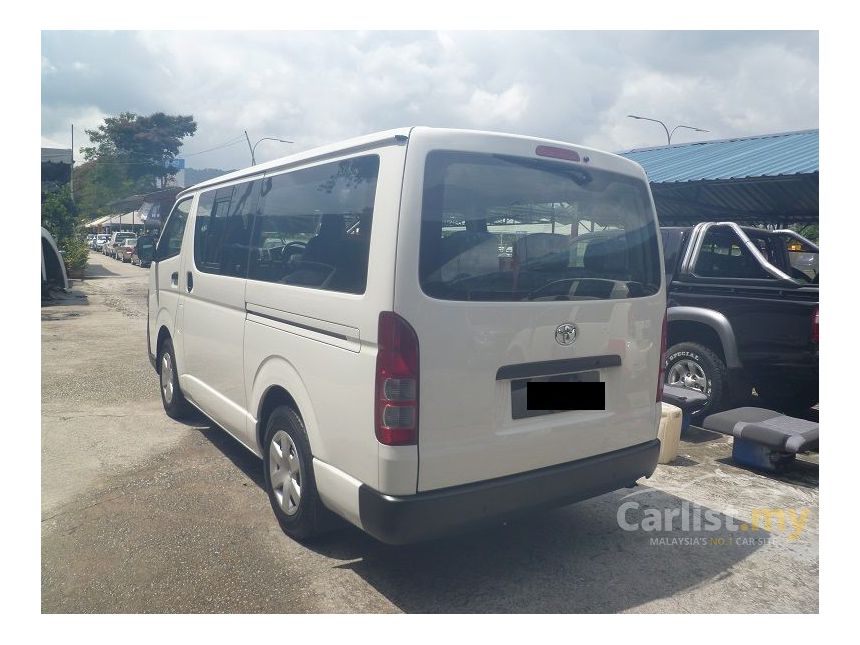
[142,127,666,545]
[116,237,137,263]
[104,231,136,257]
[660,224,818,416]
[93,234,109,251]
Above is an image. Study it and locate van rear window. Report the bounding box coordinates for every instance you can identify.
[418,151,662,301]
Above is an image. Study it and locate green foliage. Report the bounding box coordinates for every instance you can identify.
[794,223,819,244]
[82,111,197,185]
[73,159,151,220]
[60,236,90,273]
[42,186,78,243]
[74,111,197,218]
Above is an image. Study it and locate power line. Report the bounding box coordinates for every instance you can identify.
[180,135,247,157]
[76,134,247,166]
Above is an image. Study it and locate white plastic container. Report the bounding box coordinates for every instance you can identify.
[657,403,683,464]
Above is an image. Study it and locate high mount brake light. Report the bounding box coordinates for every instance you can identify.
[535,145,581,162]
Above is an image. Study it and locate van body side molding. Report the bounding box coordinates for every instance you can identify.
[245,303,360,352]
[496,355,622,381]
[248,308,349,341]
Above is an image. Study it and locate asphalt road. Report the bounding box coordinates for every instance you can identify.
[41,252,819,613]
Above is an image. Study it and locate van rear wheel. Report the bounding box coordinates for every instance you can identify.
[263,406,330,541]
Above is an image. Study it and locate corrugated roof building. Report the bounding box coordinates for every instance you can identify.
[619,129,818,225]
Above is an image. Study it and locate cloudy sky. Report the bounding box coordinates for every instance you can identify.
[41,30,818,170]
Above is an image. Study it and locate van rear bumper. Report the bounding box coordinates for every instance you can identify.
[358,439,660,545]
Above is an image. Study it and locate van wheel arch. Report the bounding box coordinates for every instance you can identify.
[155,326,173,373]
[257,386,302,455]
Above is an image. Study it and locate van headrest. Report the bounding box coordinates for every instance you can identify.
[438,230,498,282]
[583,237,628,276]
[513,233,569,271]
[317,214,345,239]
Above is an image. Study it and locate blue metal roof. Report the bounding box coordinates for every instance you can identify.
[619,129,818,184]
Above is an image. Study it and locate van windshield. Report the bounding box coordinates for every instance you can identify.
[419,151,662,301]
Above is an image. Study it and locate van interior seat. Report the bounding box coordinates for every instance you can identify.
[303,214,346,267]
[220,216,253,276]
[513,233,569,271]
[438,230,498,282]
[583,237,628,277]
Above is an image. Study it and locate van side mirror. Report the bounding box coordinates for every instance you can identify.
[137,236,156,263]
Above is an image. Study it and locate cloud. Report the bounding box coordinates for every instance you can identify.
[461,84,530,125]
[41,30,818,169]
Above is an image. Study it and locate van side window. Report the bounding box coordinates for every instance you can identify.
[194,181,259,278]
[248,155,379,294]
[156,198,192,260]
[694,229,770,279]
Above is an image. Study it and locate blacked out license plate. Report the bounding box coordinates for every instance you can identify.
[511,371,605,419]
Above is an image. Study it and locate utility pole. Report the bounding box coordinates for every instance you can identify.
[244,130,293,165]
[70,123,75,203]
[244,130,254,165]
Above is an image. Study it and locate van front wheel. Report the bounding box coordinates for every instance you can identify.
[158,337,192,419]
[263,406,328,541]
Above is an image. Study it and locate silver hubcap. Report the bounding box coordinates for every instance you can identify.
[269,430,302,516]
[667,358,709,394]
[161,353,174,404]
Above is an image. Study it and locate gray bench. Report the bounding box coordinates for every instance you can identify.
[701,406,819,472]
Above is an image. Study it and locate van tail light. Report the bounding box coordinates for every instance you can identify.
[375,312,419,446]
[656,311,668,402]
[812,307,819,344]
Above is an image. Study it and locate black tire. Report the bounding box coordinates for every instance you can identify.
[158,337,192,419]
[664,342,730,416]
[754,379,818,415]
[262,405,330,541]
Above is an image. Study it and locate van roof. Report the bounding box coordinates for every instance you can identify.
[178,126,644,198]
[178,127,413,198]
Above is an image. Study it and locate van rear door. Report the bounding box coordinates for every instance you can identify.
[394,129,665,492]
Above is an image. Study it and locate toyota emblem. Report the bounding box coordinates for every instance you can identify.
[555,323,577,346]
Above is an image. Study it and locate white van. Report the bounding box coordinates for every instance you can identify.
[141,127,666,544]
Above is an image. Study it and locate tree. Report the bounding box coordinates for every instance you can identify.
[41,186,77,243]
[82,111,197,188]
[794,223,819,244]
[72,158,150,220]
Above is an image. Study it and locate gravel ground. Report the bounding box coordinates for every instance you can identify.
[41,252,819,613]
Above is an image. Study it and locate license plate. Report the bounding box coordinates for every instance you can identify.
[511,371,604,419]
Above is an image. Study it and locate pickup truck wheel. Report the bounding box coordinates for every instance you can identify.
[664,342,728,416]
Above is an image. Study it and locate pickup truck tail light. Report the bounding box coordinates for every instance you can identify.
[657,311,668,402]
[375,312,419,446]
[812,307,819,344]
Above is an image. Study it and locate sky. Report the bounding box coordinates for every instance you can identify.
[41,30,819,170]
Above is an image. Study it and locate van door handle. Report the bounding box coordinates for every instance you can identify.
[170,271,178,287]
[186,271,194,292]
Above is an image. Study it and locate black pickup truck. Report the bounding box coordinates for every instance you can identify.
[660,222,818,415]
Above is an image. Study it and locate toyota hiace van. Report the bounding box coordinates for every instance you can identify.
[140,127,666,544]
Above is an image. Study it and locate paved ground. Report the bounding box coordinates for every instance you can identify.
[41,252,819,613]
